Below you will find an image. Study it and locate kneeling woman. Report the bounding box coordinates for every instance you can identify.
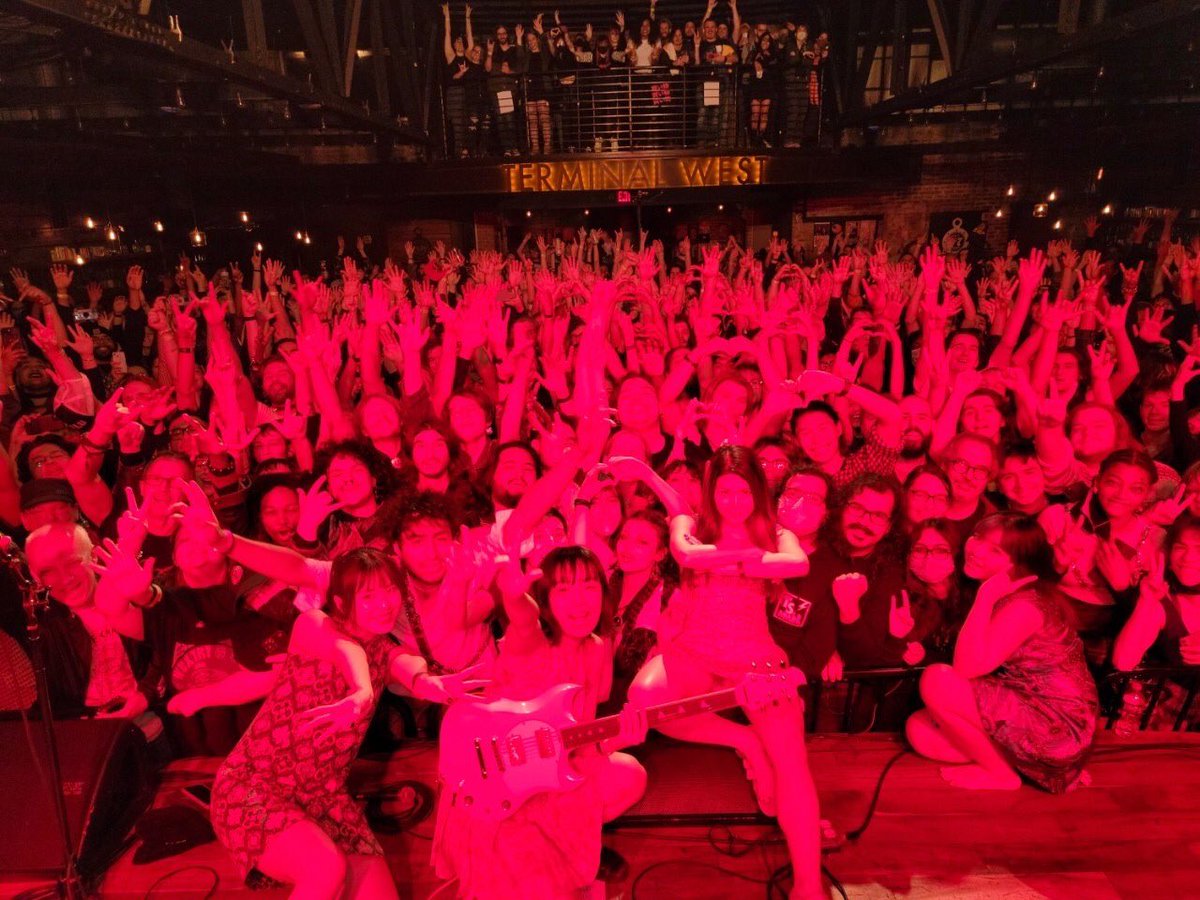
[212,549,440,900]
[906,513,1098,792]
[433,545,647,900]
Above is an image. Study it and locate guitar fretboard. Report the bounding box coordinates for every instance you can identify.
[560,687,739,749]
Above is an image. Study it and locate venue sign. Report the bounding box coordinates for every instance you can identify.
[502,155,771,193]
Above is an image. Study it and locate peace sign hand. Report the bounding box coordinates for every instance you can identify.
[116,486,150,547]
[888,590,915,639]
[1147,483,1189,527]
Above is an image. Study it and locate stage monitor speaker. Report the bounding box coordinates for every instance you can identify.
[620,737,765,825]
[0,718,159,880]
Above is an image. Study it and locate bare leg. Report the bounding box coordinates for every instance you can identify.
[919,664,1020,790]
[597,752,648,821]
[905,709,970,763]
[343,856,398,900]
[748,700,823,900]
[629,653,777,814]
[255,819,347,900]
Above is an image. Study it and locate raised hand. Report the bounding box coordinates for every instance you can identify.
[297,475,343,540]
[296,690,372,740]
[117,486,150,546]
[832,572,868,621]
[49,263,74,293]
[89,537,155,606]
[888,590,915,639]
[416,664,491,703]
[1016,248,1046,296]
[1133,305,1173,345]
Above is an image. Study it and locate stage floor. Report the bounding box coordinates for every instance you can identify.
[6,732,1200,899]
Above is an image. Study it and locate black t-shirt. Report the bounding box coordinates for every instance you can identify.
[830,543,910,669]
[768,544,841,682]
[489,44,522,80]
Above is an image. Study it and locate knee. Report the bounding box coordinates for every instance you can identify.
[918,663,958,707]
[308,847,348,896]
[904,709,931,746]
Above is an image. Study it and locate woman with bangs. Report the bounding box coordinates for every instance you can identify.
[907,513,1097,793]
[629,445,825,900]
[433,545,648,900]
[211,547,439,900]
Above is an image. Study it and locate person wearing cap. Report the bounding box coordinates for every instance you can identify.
[19,477,80,535]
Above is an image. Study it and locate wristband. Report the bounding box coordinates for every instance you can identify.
[81,432,110,453]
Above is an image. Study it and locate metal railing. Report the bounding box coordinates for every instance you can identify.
[437,63,825,160]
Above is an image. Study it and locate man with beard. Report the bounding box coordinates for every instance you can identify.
[828,474,909,670]
[255,355,296,421]
[896,395,934,482]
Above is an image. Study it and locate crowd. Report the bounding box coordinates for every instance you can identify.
[2,208,1200,897]
[440,1,830,157]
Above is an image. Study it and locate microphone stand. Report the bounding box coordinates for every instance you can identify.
[2,546,83,900]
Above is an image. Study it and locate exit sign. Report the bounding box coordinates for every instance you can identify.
[616,190,633,204]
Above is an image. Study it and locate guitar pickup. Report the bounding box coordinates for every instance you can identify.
[535,727,555,759]
[508,737,526,765]
[491,737,506,772]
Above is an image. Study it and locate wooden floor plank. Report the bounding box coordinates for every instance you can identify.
[4,733,1198,899]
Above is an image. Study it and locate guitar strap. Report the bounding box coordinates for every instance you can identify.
[401,572,489,676]
[614,575,674,643]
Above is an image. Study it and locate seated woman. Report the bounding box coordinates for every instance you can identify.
[433,545,647,900]
[906,512,1098,792]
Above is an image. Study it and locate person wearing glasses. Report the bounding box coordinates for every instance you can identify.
[903,519,968,664]
[939,432,1000,545]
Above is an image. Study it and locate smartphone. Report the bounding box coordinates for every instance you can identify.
[74,308,97,323]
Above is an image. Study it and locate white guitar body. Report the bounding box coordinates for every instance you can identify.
[439,683,588,820]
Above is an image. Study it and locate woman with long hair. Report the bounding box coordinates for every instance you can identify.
[906,513,1097,792]
[629,445,824,900]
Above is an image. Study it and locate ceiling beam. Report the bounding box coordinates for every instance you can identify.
[11,0,426,142]
[843,0,1200,124]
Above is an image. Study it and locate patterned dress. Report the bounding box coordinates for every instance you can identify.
[971,588,1098,793]
[211,631,394,879]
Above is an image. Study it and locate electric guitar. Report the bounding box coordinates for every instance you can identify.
[438,663,803,820]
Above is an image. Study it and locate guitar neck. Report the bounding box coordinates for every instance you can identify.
[561,686,740,750]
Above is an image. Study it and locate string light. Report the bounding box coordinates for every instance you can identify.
[525,210,532,218]
[1048,190,1058,202]
[994,209,1004,218]
[152,220,164,233]
[1053,219,1063,231]
[84,216,96,229]
[1096,167,1104,181]
[1006,185,1015,197]
[667,206,673,214]
[239,211,250,224]
[1033,203,1049,218]
[74,253,85,266]
[303,233,312,245]
[105,225,118,241]
[717,204,724,211]
[1102,204,1113,215]
[254,241,264,252]
[295,230,304,241]
[189,227,207,246]
[584,209,590,216]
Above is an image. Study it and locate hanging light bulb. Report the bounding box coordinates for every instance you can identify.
[583,209,590,216]
[189,227,206,247]
[667,206,673,214]
[1006,185,1015,197]
[303,233,312,245]
[1102,204,1113,215]
[1053,219,1063,231]
[74,253,85,266]
[152,219,164,233]
[1033,203,1049,218]
[254,241,264,252]
[239,211,250,224]
[525,210,532,218]
[994,209,1004,219]
[717,203,724,211]
[84,216,96,229]
[106,225,118,241]
[1096,167,1104,181]
[174,85,186,109]
[295,230,304,241]
[1048,190,1058,202]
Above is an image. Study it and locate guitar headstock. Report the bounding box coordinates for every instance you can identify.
[735,659,805,711]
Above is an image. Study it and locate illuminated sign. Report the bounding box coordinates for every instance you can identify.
[503,155,771,193]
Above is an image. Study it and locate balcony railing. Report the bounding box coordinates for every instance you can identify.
[436,64,826,161]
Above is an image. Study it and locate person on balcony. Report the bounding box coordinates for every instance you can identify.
[525,15,555,155]
[441,4,479,159]
[485,24,527,158]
